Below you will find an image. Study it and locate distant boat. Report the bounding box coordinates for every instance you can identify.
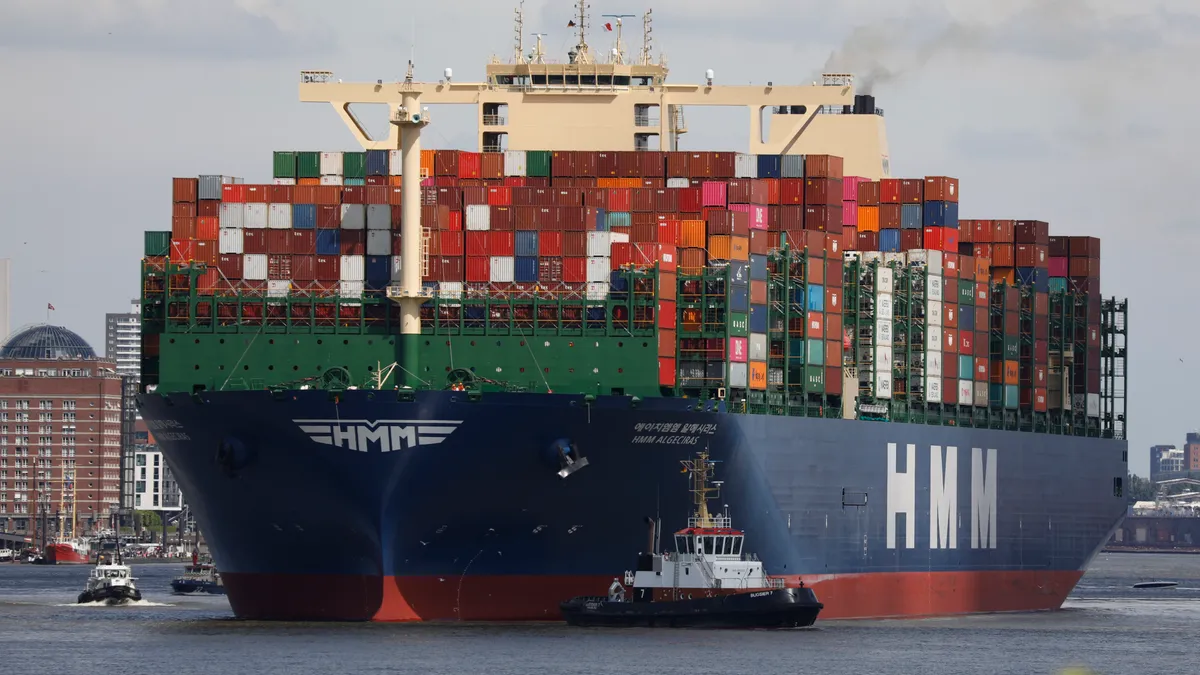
[1132,581,1179,589]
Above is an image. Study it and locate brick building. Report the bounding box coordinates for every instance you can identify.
[0,325,123,540]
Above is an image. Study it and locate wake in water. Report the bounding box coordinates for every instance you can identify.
[58,599,176,608]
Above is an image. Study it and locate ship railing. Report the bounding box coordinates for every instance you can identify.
[482,114,507,126]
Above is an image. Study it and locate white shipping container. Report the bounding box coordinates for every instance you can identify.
[874,345,893,375]
[490,256,515,283]
[586,231,612,257]
[1087,393,1100,417]
[243,254,268,281]
[268,203,292,229]
[340,254,364,282]
[389,149,404,175]
[319,175,343,186]
[927,301,943,327]
[883,252,905,266]
[926,351,943,378]
[862,251,883,264]
[927,325,943,353]
[366,230,391,256]
[926,250,943,275]
[339,281,364,298]
[320,151,343,176]
[366,204,391,230]
[734,153,757,179]
[749,333,767,361]
[875,370,893,399]
[504,150,527,176]
[267,280,291,298]
[272,177,297,185]
[437,281,464,300]
[875,266,894,294]
[242,203,268,229]
[874,319,892,347]
[843,251,862,263]
[610,231,630,244]
[728,362,749,388]
[465,204,491,230]
[390,256,403,282]
[218,202,244,229]
[925,376,943,403]
[974,382,989,407]
[586,257,611,283]
[927,274,943,301]
[958,380,974,406]
[666,177,690,188]
[767,368,784,387]
[876,293,893,321]
[586,281,610,300]
[340,204,365,230]
[218,228,244,254]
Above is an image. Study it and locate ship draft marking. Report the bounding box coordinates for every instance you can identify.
[294,419,463,453]
[886,443,998,551]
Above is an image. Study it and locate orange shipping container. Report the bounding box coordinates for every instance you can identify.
[680,247,706,274]
[992,268,1015,285]
[708,234,732,260]
[679,220,706,248]
[1004,360,1019,386]
[730,236,750,261]
[297,177,321,186]
[749,362,768,391]
[420,150,435,178]
[858,206,879,232]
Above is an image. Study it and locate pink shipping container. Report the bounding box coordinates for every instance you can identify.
[842,176,869,202]
[729,204,769,230]
[1049,257,1069,277]
[701,182,727,207]
[842,200,858,226]
[728,337,748,363]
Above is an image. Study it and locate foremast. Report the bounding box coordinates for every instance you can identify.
[680,451,724,529]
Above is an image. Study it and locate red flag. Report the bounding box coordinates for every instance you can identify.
[604,22,613,31]
[47,303,55,311]
[567,20,576,27]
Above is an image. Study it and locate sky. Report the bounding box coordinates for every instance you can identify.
[0,0,1196,474]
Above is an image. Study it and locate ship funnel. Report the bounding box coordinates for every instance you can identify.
[854,94,876,115]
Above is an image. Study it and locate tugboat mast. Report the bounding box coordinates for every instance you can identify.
[680,451,721,528]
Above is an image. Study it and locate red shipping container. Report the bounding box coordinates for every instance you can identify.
[778,205,804,230]
[438,231,464,257]
[992,220,1015,242]
[563,232,587,257]
[465,231,488,256]
[291,255,316,282]
[270,184,295,203]
[780,179,805,205]
[1014,220,1049,244]
[1069,236,1101,258]
[652,189,678,212]
[960,331,974,355]
[172,216,196,240]
[315,205,339,228]
[267,229,290,254]
[857,231,879,251]
[314,256,340,281]
[537,231,564,257]
[900,229,922,251]
[842,226,858,251]
[560,206,586,230]
[607,188,632,212]
[552,188,583,207]
[712,153,737,179]
[198,200,220,218]
[879,179,901,204]
[804,154,843,179]
[804,206,842,233]
[879,204,901,229]
[456,152,481,179]
[974,244,993,260]
[465,256,490,282]
[488,230,515,256]
[807,311,824,339]
[267,254,291,280]
[992,244,1015,267]
[639,151,666,178]
[923,176,959,202]
[677,187,703,213]
[242,230,266,254]
[857,181,880,206]
[537,257,563,283]
[342,186,367,205]
[657,220,680,245]
[805,178,843,206]
[173,177,198,203]
[897,179,923,204]
[173,203,196,220]
[489,206,514,230]
[923,226,959,252]
[749,229,770,255]
[563,257,587,282]
[221,184,247,202]
[340,230,365,255]
[1069,257,1099,277]
[217,254,243,279]
[582,187,606,208]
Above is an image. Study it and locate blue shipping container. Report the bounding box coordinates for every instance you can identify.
[609,270,630,293]
[807,284,825,312]
[592,208,607,232]
[923,200,959,229]
[757,155,782,179]
[880,229,902,252]
[749,254,768,280]
[316,229,341,255]
[959,306,975,331]
[514,256,539,283]
[607,211,632,229]
[586,306,606,321]
[788,338,807,361]
[364,255,391,290]
[729,284,750,313]
[749,304,768,333]
[959,355,974,378]
[515,231,539,257]
[366,150,390,176]
[1049,277,1068,293]
[1017,267,1050,293]
[343,178,366,186]
[900,204,923,230]
[728,260,749,284]
[292,204,317,230]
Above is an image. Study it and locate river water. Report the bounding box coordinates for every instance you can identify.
[1,553,1196,675]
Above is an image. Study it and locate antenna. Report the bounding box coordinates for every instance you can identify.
[640,9,654,66]
[601,14,635,64]
[572,0,592,64]
[531,32,547,64]
[513,2,526,64]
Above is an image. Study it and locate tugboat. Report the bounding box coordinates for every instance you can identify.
[171,552,225,595]
[77,552,142,605]
[560,451,823,629]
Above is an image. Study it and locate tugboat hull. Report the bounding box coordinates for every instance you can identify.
[78,586,142,605]
[171,579,226,595]
[560,587,823,629]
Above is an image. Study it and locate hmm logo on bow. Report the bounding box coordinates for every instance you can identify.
[294,419,463,453]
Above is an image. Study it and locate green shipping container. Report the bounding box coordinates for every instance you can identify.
[144,231,171,257]
[958,281,974,306]
[343,152,367,179]
[958,355,973,379]
[273,151,297,179]
[728,313,749,337]
[991,335,1019,360]
[1049,277,1068,293]
[807,339,824,366]
[989,384,1019,409]
[805,366,825,392]
[1004,384,1019,409]
[788,338,806,363]
[526,150,552,177]
[297,152,321,178]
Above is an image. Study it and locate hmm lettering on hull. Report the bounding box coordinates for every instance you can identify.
[886,443,998,550]
[294,419,463,452]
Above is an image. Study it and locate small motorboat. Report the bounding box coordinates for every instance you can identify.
[78,553,142,605]
[1132,581,1179,589]
[171,561,225,595]
[561,450,823,629]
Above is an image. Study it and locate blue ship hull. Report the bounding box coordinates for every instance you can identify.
[137,389,1128,621]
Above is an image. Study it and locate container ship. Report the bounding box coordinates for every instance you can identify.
[135,5,1130,621]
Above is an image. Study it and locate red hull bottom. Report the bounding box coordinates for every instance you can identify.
[222,570,1086,622]
[44,544,89,565]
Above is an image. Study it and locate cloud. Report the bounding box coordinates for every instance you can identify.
[0,0,334,59]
